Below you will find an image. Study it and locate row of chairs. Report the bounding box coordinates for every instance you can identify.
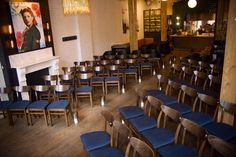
[80,109,156,157]
[0,85,73,126]
[118,85,236,157]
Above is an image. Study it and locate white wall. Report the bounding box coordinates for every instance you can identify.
[48,0,153,67]
[48,0,81,68]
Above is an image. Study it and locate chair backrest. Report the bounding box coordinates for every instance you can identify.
[59,74,74,85]
[12,86,31,100]
[175,118,207,152]
[129,53,139,59]
[31,85,50,100]
[100,109,115,131]
[0,87,12,101]
[166,79,181,98]
[203,74,222,92]
[117,54,127,59]
[111,120,131,152]
[219,100,236,124]
[93,55,103,61]
[187,59,198,69]
[113,59,123,65]
[171,63,182,79]
[125,137,156,157]
[125,58,136,64]
[52,85,71,101]
[42,75,58,85]
[181,66,194,83]
[210,64,222,75]
[77,72,93,80]
[134,86,148,107]
[193,70,208,87]
[199,135,236,157]
[178,85,197,107]
[158,105,181,128]
[198,61,209,72]
[61,67,76,75]
[78,66,92,73]
[93,65,105,76]
[100,60,110,66]
[193,93,218,119]
[85,60,95,67]
[156,74,168,91]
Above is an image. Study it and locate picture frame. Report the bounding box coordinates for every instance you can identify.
[9,2,46,53]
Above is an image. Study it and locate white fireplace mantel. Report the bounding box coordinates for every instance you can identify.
[9,47,59,100]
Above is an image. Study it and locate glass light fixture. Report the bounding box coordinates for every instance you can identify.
[188,0,197,8]
[63,0,90,15]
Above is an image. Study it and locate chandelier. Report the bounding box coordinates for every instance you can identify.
[63,0,90,15]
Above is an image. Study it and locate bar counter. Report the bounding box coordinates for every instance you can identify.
[171,34,214,52]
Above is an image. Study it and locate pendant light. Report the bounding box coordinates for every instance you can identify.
[188,0,197,8]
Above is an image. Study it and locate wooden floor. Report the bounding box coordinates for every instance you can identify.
[0,71,160,157]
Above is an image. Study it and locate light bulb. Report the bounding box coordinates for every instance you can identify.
[188,0,197,8]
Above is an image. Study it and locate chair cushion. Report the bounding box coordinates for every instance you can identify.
[158,144,198,157]
[75,86,92,93]
[147,89,165,97]
[124,69,137,73]
[156,95,177,105]
[129,115,156,133]
[28,100,49,109]
[105,77,120,82]
[89,147,124,157]
[183,112,213,126]
[142,128,175,149]
[8,100,31,109]
[80,131,110,152]
[204,122,236,141]
[47,100,69,109]
[140,62,153,67]
[0,101,12,109]
[118,106,144,120]
[92,77,104,82]
[166,103,192,115]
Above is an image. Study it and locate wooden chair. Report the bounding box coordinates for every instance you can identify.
[8,86,32,125]
[42,75,58,85]
[46,85,72,126]
[203,74,221,98]
[75,72,93,107]
[198,61,209,72]
[180,66,194,84]
[80,109,114,154]
[170,63,182,79]
[104,65,121,94]
[125,137,156,157]
[199,135,236,157]
[123,58,138,84]
[158,115,207,157]
[0,87,12,119]
[91,65,105,94]
[140,53,153,76]
[61,67,76,75]
[192,70,208,88]
[28,85,50,126]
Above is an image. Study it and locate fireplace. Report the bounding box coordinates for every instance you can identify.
[9,47,59,100]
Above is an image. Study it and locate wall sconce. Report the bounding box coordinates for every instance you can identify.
[188,0,197,8]
[176,16,180,26]
[45,22,51,42]
[3,24,15,49]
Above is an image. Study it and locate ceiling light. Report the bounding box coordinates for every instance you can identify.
[188,0,197,8]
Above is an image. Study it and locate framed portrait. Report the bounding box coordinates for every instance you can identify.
[9,2,46,53]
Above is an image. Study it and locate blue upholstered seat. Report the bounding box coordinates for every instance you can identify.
[105,77,120,81]
[8,100,31,109]
[166,103,192,115]
[28,100,49,109]
[158,144,197,157]
[80,131,110,152]
[129,116,156,132]
[89,147,124,157]
[141,128,175,149]
[0,101,12,109]
[183,112,213,126]
[124,69,137,73]
[147,89,165,97]
[204,122,236,141]
[92,77,104,82]
[140,62,153,67]
[47,100,69,109]
[155,95,177,105]
[118,106,144,120]
[75,86,92,93]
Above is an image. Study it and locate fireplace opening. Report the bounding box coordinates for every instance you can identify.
[26,68,49,86]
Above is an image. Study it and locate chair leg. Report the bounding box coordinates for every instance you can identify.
[43,109,48,126]
[7,110,14,126]
[102,83,105,94]
[24,109,29,126]
[89,93,93,107]
[28,111,32,126]
[64,109,69,126]
[105,83,108,94]
[48,111,52,126]
[118,82,120,93]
